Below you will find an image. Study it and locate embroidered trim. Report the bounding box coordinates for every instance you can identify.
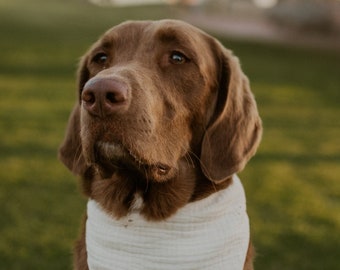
[86,175,249,270]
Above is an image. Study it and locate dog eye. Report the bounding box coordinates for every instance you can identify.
[93,52,108,64]
[169,51,188,64]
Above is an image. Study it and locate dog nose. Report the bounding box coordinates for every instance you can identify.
[81,78,129,117]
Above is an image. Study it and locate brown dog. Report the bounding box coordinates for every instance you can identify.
[59,20,262,270]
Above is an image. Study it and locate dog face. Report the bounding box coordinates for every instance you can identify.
[79,20,221,182]
[59,20,262,218]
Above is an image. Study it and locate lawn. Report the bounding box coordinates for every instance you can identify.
[0,0,339,269]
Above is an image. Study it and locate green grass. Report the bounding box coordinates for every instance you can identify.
[0,0,339,269]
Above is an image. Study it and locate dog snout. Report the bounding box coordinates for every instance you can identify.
[82,77,129,117]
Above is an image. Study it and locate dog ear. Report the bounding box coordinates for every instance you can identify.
[58,105,87,175]
[58,56,89,175]
[200,43,262,183]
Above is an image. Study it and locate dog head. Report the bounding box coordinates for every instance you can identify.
[59,20,262,186]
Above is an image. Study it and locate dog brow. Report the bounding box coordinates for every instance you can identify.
[156,28,190,46]
[156,30,199,61]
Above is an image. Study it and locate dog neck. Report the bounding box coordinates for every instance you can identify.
[86,175,250,270]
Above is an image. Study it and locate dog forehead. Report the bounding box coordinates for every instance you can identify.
[89,20,219,81]
[99,20,210,52]
[151,20,204,40]
[98,21,148,48]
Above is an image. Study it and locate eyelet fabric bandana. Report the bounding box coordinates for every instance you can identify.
[86,174,249,270]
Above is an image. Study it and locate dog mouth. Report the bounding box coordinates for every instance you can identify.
[94,141,173,181]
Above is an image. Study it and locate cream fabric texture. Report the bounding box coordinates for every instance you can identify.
[86,175,249,270]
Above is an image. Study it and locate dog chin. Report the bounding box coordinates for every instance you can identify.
[95,141,175,181]
[97,141,128,161]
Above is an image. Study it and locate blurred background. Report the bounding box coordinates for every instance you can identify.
[0,0,339,269]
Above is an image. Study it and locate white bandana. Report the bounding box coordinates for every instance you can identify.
[86,175,249,270]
